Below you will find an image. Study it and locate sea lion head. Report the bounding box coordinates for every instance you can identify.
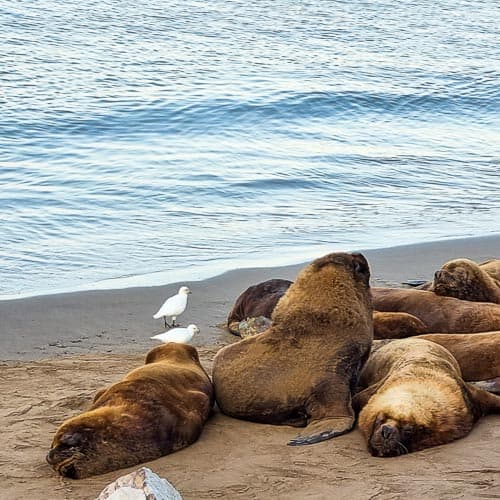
[145,341,201,365]
[310,252,370,286]
[271,252,372,333]
[365,411,430,457]
[271,252,373,335]
[46,407,147,479]
[432,259,489,301]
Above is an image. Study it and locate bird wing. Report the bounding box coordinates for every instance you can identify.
[151,328,188,343]
[154,294,187,318]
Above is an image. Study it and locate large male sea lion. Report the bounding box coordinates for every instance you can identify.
[354,338,500,457]
[213,252,373,445]
[47,343,214,479]
[372,287,500,333]
[428,258,500,303]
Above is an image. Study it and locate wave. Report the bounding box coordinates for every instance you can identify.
[3,89,500,141]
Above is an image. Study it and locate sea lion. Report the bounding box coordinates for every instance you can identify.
[371,331,500,381]
[213,252,373,446]
[372,311,428,339]
[413,331,500,381]
[372,287,500,333]
[429,258,500,303]
[354,338,500,457]
[227,278,292,334]
[416,258,500,291]
[47,343,214,479]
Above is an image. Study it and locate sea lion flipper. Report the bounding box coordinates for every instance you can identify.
[287,416,354,446]
[470,377,500,395]
[466,382,500,415]
[352,383,382,412]
[93,387,107,403]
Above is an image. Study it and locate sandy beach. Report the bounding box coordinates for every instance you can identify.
[1,235,499,499]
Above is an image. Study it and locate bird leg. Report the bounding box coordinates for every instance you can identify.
[164,317,172,329]
[171,317,177,327]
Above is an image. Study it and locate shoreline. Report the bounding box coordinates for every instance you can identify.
[1,234,499,361]
[3,232,500,302]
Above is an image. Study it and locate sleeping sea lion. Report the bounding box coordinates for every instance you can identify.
[412,331,500,382]
[372,287,500,333]
[417,258,500,291]
[47,343,214,479]
[354,338,500,457]
[429,258,500,303]
[213,252,373,446]
[417,331,500,394]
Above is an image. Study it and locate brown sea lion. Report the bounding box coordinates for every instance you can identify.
[227,278,292,334]
[372,287,500,333]
[429,258,500,303]
[372,331,500,381]
[354,338,500,457]
[372,311,428,339]
[47,343,214,479]
[413,331,500,381]
[213,252,373,446]
[416,258,500,291]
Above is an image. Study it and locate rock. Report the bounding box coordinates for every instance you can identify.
[96,467,182,500]
[238,316,273,338]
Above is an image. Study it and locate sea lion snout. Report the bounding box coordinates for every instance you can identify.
[369,418,408,457]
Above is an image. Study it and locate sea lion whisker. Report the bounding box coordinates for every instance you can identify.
[397,441,409,455]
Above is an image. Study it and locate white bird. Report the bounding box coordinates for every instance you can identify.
[150,324,200,344]
[153,286,191,328]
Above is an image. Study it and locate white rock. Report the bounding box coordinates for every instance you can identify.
[96,467,182,500]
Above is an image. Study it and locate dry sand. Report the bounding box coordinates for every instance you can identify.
[1,236,499,499]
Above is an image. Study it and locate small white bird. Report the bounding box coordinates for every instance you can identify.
[153,286,191,328]
[150,324,200,344]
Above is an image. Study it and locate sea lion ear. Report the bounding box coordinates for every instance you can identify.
[352,253,370,281]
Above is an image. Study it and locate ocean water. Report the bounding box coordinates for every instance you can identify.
[1,0,499,299]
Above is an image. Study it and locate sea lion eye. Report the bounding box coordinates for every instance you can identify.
[401,425,413,439]
[61,432,82,448]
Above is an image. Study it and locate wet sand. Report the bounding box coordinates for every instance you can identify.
[1,235,499,499]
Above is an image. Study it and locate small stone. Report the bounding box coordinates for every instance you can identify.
[238,316,273,338]
[96,467,182,500]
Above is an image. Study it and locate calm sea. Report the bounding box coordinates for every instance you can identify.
[1,0,499,298]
